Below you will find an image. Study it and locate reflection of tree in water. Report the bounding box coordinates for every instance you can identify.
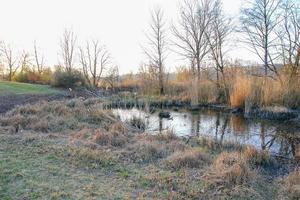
[260,122,266,150]
[215,112,220,138]
[219,115,229,145]
[231,115,247,135]
[159,117,163,134]
[191,113,200,136]
[260,122,300,158]
[190,111,230,145]
[275,126,300,158]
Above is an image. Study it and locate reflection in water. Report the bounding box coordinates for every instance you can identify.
[159,118,163,134]
[261,122,266,150]
[231,116,247,135]
[114,108,300,158]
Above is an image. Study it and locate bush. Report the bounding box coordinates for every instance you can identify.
[51,70,86,88]
[12,67,53,85]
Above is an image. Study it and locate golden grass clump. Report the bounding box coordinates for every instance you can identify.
[140,130,178,142]
[165,149,211,169]
[129,140,165,162]
[110,122,127,135]
[128,134,188,162]
[92,129,128,147]
[242,146,273,167]
[70,122,129,147]
[205,152,256,186]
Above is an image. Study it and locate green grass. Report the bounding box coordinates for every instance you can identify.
[0,81,60,96]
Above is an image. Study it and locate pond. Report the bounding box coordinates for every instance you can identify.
[113,108,300,159]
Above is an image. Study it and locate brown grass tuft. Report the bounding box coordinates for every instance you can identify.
[128,133,188,163]
[165,149,211,169]
[242,146,273,167]
[92,129,128,147]
[206,152,256,186]
[278,170,300,200]
[129,140,165,162]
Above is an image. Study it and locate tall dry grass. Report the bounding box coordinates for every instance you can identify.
[229,73,300,109]
[135,65,300,109]
[230,75,251,108]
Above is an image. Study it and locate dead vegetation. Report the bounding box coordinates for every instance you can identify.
[278,170,300,200]
[164,149,211,169]
[0,99,117,133]
[0,99,296,199]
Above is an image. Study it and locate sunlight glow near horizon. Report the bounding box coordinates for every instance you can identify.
[0,0,251,74]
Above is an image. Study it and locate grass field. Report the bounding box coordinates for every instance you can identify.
[0,81,60,96]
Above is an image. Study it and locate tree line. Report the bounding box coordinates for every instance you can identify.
[0,0,299,104]
[143,0,299,104]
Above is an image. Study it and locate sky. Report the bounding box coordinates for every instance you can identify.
[0,0,251,74]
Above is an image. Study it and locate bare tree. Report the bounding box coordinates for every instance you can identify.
[206,0,233,102]
[0,42,19,81]
[143,7,168,95]
[34,41,45,75]
[240,0,283,84]
[172,0,215,105]
[79,40,110,87]
[104,66,119,90]
[60,29,76,73]
[19,51,31,73]
[278,0,300,83]
[172,0,214,81]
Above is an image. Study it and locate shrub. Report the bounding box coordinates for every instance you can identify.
[51,70,86,88]
[12,67,53,84]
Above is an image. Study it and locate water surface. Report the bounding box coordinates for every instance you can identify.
[114,108,300,158]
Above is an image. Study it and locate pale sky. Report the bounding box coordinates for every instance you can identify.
[0,0,251,74]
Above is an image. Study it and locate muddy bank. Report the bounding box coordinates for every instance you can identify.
[245,106,298,121]
[103,98,299,121]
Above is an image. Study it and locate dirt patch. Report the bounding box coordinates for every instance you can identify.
[0,94,65,114]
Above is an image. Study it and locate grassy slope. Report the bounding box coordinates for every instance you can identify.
[0,81,59,96]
